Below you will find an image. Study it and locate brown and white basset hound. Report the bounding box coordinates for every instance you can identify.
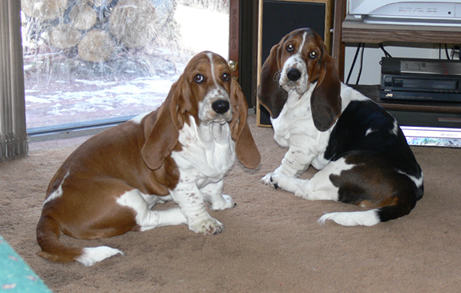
[259,28,423,226]
[36,51,260,266]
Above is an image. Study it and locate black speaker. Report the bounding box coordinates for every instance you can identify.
[257,0,333,126]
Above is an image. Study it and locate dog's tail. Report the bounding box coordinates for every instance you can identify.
[317,187,422,226]
[36,215,123,266]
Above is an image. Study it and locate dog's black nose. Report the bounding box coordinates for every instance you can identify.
[212,100,230,114]
[287,68,301,81]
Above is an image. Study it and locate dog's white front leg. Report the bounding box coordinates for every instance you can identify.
[201,180,236,210]
[262,142,317,193]
[171,183,225,235]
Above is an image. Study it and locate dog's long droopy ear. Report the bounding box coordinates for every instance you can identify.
[257,43,288,119]
[141,76,191,170]
[310,47,341,132]
[230,78,260,169]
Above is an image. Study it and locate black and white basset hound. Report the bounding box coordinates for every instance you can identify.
[258,28,424,226]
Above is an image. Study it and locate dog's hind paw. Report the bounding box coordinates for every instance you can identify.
[209,194,236,210]
[189,218,225,235]
[317,210,380,226]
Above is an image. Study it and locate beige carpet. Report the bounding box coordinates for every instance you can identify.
[1,114,461,292]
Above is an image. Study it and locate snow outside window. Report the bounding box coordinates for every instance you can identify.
[22,0,229,132]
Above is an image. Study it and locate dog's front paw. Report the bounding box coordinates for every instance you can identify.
[189,218,225,235]
[293,180,309,199]
[261,173,272,185]
[261,173,279,189]
[209,194,236,211]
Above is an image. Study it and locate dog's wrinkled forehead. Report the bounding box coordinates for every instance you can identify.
[283,31,306,51]
[280,28,323,63]
[186,52,231,98]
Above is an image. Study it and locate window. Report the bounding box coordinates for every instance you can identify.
[22,0,229,137]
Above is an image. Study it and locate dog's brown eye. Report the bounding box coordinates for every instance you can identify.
[222,73,230,82]
[194,74,205,84]
[286,44,294,53]
[309,51,317,59]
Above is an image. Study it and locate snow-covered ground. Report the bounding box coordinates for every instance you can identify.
[24,4,229,130]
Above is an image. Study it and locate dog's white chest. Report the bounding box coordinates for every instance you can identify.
[270,86,334,170]
[172,118,235,187]
[271,87,317,146]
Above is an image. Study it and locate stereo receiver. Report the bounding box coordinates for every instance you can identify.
[381,57,461,102]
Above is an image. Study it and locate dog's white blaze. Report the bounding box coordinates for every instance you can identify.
[206,52,217,86]
[43,171,69,206]
[298,32,307,54]
[318,209,380,226]
[76,246,124,266]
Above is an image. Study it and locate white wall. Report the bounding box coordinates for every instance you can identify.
[344,43,455,85]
